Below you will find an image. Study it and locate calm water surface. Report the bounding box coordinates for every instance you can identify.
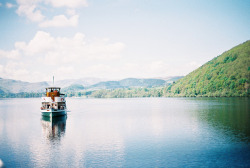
[0,97,249,167]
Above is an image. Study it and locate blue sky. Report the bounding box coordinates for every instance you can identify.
[0,0,249,82]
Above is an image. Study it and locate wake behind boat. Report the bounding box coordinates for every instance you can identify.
[40,87,67,117]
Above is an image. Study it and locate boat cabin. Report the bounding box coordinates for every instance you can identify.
[46,87,60,97]
[45,87,65,100]
[41,87,66,111]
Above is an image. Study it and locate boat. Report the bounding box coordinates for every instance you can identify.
[40,87,67,117]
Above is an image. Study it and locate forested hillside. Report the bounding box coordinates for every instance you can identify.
[165,41,250,97]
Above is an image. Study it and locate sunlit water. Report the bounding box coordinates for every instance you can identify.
[0,97,249,167]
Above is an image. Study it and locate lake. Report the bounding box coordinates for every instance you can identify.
[0,97,249,167]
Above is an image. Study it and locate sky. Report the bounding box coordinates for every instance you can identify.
[0,0,249,82]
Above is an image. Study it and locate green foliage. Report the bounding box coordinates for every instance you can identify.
[223,54,237,63]
[165,40,250,97]
[88,87,164,98]
[0,92,43,98]
[239,78,247,85]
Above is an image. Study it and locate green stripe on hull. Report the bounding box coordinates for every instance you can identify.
[42,111,67,117]
[42,115,67,122]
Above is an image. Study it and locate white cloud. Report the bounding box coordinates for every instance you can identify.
[6,3,15,8]
[20,31,54,55]
[66,9,76,16]
[39,14,79,27]
[15,0,87,27]
[16,0,45,22]
[45,0,88,8]
[0,29,202,81]
[0,31,125,82]
[0,50,20,59]
[0,61,29,80]
[15,41,27,50]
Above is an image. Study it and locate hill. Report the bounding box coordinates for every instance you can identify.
[120,78,166,87]
[165,41,250,97]
[89,78,169,90]
[61,84,85,92]
[0,78,49,93]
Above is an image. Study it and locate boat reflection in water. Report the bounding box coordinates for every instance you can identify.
[41,115,67,141]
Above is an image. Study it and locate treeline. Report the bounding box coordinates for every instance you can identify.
[61,88,163,98]
[63,85,249,98]
[0,92,43,98]
[89,87,164,98]
[0,84,249,98]
[0,88,165,98]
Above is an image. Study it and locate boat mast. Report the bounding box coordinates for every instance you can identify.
[53,76,54,86]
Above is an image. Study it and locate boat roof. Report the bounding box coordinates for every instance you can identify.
[46,87,61,89]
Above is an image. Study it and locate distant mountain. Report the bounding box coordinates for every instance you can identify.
[166,40,250,97]
[61,84,85,92]
[0,87,7,94]
[47,77,108,88]
[59,78,168,91]
[49,77,184,90]
[90,81,121,89]
[88,77,181,90]
[0,78,49,93]
[120,78,166,87]
[0,76,183,95]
